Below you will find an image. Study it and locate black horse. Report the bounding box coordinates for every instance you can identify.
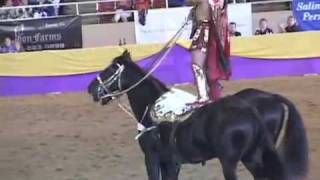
[88,51,308,180]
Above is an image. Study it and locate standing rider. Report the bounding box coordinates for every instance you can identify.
[188,0,231,107]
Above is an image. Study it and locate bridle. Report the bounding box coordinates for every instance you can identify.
[96,63,125,101]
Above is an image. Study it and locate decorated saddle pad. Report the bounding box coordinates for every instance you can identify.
[150,88,196,123]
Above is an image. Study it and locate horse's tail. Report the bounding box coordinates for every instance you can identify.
[276,95,309,179]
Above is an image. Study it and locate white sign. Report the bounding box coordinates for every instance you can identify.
[134,5,253,44]
[228,3,253,36]
[134,7,193,44]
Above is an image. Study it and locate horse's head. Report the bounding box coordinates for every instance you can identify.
[88,50,133,105]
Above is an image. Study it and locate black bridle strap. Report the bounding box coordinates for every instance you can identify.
[96,63,124,99]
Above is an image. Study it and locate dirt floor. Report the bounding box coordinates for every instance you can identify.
[0,76,319,180]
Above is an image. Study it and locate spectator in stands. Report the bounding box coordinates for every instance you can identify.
[51,0,60,16]
[27,0,38,6]
[229,22,241,37]
[33,9,47,18]
[43,0,55,16]
[135,0,151,25]
[168,0,185,7]
[1,0,42,20]
[14,39,24,52]
[1,37,17,53]
[0,1,7,19]
[153,0,166,8]
[113,9,132,22]
[97,0,116,23]
[113,0,133,23]
[29,0,55,18]
[254,18,273,35]
[2,0,22,19]
[5,0,27,7]
[0,0,32,20]
[11,0,26,6]
[280,15,300,33]
[0,0,6,6]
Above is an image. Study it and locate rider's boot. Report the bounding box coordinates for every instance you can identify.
[187,64,210,108]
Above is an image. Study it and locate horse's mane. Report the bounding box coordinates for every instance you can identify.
[114,51,169,92]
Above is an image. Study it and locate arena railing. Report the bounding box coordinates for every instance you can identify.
[0,0,140,22]
[230,0,291,4]
[0,0,292,22]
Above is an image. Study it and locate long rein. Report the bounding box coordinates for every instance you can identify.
[102,20,189,99]
[112,21,190,139]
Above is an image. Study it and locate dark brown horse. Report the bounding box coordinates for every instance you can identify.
[88,51,308,180]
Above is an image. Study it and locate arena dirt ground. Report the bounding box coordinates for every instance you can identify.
[0,76,319,180]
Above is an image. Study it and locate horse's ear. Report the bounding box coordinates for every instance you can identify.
[122,49,132,61]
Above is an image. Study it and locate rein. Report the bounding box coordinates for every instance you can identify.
[96,20,190,100]
[117,97,154,140]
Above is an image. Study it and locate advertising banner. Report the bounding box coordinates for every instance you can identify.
[292,0,320,30]
[0,16,82,51]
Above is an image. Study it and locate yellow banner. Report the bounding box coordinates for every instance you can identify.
[232,31,320,59]
[0,31,319,76]
[0,44,167,76]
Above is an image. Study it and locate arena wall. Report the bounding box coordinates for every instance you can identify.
[80,10,293,48]
[0,31,320,96]
[82,22,136,48]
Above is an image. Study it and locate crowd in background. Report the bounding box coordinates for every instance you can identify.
[0,37,24,53]
[0,0,303,54]
[0,0,60,20]
[254,15,299,35]
[0,0,301,29]
[0,0,178,21]
[229,15,300,37]
[96,0,300,33]
[97,0,174,23]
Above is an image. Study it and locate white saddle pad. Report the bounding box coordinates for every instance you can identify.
[150,88,196,123]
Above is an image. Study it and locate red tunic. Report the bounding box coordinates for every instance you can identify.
[206,6,231,84]
[135,0,151,10]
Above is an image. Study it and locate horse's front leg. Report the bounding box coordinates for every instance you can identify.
[144,152,161,180]
[160,161,181,180]
[139,133,161,180]
[220,158,238,180]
